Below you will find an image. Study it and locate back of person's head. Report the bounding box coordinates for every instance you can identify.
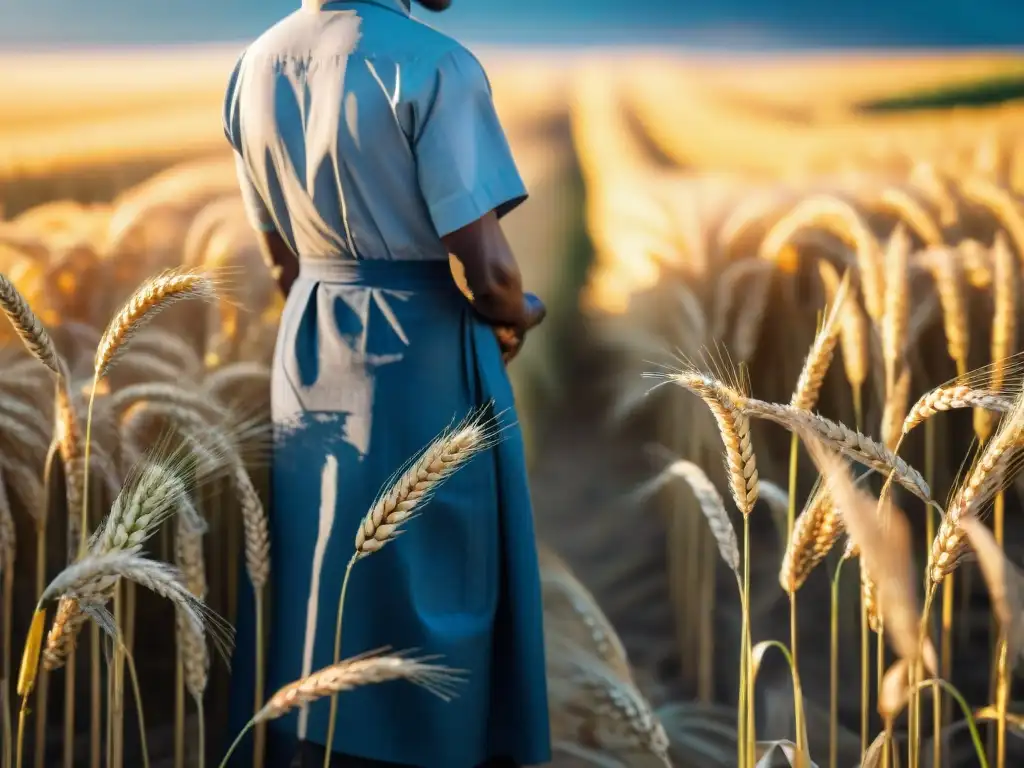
[415,0,452,11]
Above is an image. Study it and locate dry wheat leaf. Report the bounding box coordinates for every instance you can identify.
[858,731,888,768]
[960,515,1024,669]
[802,436,929,668]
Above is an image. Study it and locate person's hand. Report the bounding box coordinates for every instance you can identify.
[494,325,523,364]
[493,293,545,364]
[522,292,546,331]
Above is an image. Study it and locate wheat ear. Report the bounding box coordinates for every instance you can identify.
[94,269,216,380]
[545,634,671,763]
[916,247,970,373]
[666,373,759,516]
[652,459,740,584]
[780,483,845,593]
[818,260,869,424]
[881,225,911,395]
[904,386,1013,435]
[322,408,501,766]
[791,267,850,412]
[0,274,60,374]
[540,566,633,683]
[931,392,1024,584]
[218,652,466,768]
[741,398,930,503]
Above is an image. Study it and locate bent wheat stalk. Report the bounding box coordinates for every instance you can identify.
[742,399,931,503]
[219,652,465,768]
[661,369,758,766]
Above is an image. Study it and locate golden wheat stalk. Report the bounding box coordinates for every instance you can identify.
[979,233,1020,443]
[818,260,869,426]
[651,459,741,584]
[43,461,193,669]
[881,225,911,395]
[0,274,60,375]
[218,651,465,768]
[321,408,500,765]
[80,269,217,582]
[903,386,1013,435]
[741,398,930,502]
[959,177,1024,267]
[780,483,844,593]
[354,410,500,559]
[791,268,851,412]
[665,373,759,516]
[175,514,210,768]
[917,247,969,364]
[931,392,1024,585]
[0,466,15,756]
[265,651,465,722]
[94,269,216,381]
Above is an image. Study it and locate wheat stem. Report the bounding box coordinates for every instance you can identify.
[323,556,356,768]
[738,602,747,768]
[860,566,869,760]
[217,718,255,768]
[16,696,27,768]
[252,592,266,768]
[1,572,12,760]
[744,516,755,768]
[63,649,75,768]
[830,559,843,768]
[90,623,101,768]
[113,587,125,768]
[31,443,57,768]
[197,698,206,768]
[175,654,184,768]
[80,378,98,558]
[785,431,804,758]
[996,633,1008,768]
[990,488,1006,762]
[123,648,149,768]
[750,640,808,766]
[3,680,11,768]
[913,679,989,768]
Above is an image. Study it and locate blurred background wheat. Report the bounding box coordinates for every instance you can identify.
[3,1,1024,766]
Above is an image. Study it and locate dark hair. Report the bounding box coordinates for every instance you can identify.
[415,0,452,11]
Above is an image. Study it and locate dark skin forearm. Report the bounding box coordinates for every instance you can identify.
[254,229,299,298]
[442,211,540,330]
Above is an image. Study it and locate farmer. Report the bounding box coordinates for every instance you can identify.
[221,1,550,767]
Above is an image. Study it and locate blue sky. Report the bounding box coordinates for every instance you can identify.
[1,0,1023,48]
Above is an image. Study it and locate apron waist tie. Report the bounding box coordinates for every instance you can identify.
[298,257,457,292]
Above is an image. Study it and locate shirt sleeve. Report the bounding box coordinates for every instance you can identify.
[414,47,528,238]
[223,51,245,150]
[233,153,278,234]
[223,50,277,234]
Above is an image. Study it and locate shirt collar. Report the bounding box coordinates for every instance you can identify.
[320,0,411,16]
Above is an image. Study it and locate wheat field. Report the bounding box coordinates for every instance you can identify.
[2,46,1024,768]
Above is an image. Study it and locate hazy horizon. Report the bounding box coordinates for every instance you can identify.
[3,0,1024,49]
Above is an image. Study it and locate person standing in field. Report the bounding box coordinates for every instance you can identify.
[221,1,550,766]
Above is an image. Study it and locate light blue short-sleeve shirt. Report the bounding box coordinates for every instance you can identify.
[222,0,528,261]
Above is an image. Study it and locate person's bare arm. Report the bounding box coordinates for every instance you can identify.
[254,229,300,298]
[442,211,544,330]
